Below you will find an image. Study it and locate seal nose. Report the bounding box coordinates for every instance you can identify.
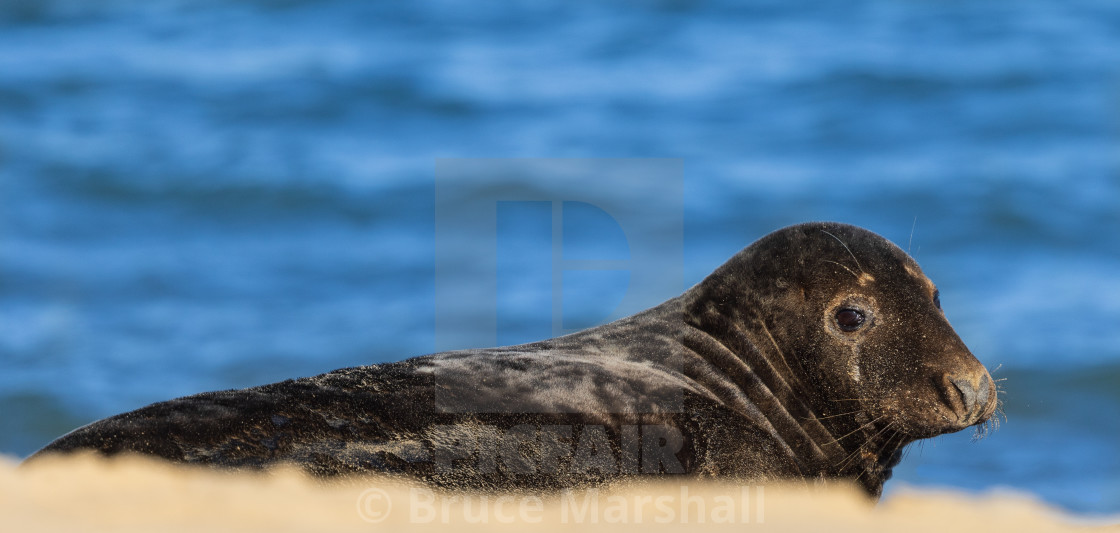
[948,372,992,424]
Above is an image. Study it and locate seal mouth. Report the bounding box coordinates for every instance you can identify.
[873,371,999,441]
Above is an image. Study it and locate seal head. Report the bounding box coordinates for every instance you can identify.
[682,222,997,493]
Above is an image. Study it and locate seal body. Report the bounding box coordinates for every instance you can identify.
[30,222,998,497]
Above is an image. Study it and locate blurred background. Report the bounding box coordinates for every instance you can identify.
[1,0,1118,515]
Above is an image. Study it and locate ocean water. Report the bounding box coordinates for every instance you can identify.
[1,0,1119,515]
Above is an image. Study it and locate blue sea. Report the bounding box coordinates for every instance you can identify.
[1,0,1119,516]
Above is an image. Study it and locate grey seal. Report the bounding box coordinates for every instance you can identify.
[29,222,998,498]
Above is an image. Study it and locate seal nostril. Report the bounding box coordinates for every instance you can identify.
[975,373,992,414]
[949,375,980,420]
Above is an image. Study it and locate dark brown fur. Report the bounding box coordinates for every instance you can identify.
[29,222,997,497]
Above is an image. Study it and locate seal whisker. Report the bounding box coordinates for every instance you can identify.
[822,414,888,449]
[974,417,997,440]
[753,318,815,401]
[822,259,860,280]
[820,229,865,273]
[973,396,1006,440]
[854,425,903,484]
[836,420,896,474]
[836,438,876,474]
[908,216,918,254]
[809,409,866,421]
[901,438,916,461]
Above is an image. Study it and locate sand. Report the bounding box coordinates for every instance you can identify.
[2,454,1113,532]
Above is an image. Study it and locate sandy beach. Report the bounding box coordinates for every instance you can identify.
[2,454,1110,532]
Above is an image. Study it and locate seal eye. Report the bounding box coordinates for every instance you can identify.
[835,308,866,331]
[933,290,941,310]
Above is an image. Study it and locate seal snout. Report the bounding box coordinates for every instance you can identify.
[945,372,995,426]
